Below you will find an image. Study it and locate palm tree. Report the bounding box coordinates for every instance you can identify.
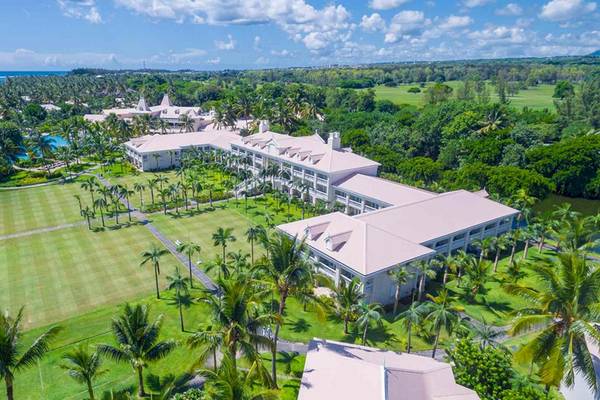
[140,245,169,299]
[93,197,107,227]
[489,235,509,272]
[188,324,223,372]
[0,307,61,400]
[199,354,276,400]
[260,233,314,387]
[81,177,97,209]
[463,259,493,298]
[472,237,494,264]
[176,241,201,288]
[245,225,262,266]
[507,229,522,264]
[167,267,190,332]
[74,194,83,215]
[60,345,106,400]
[420,289,464,358]
[147,178,157,206]
[81,206,95,230]
[159,188,170,215]
[334,278,364,335]
[506,251,600,393]
[277,351,302,376]
[387,268,412,316]
[212,227,237,271]
[413,260,437,301]
[134,182,146,209]
[97,304,177,398]
[397,302,423,353]
[355,302,384,345]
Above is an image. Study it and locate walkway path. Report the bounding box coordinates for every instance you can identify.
[94,174,219,292]
[0,221,87,241]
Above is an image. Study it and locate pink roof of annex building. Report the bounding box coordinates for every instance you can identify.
[232,131,380,174]
[277,212,434,275]
[124,125,239,153]
[334,173,437,206]
[356,190,519,244]
[299,339,479,400]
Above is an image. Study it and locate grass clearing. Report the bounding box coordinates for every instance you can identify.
[0,182,84,236]
[370,81,557,110]
[0,224,181,329]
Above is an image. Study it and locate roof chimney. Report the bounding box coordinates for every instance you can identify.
[258,120,270,133]
[327,132,341,150]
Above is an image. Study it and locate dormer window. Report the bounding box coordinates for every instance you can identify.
[324,231,352,251]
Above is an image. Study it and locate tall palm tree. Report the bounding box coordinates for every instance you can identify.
[159,188,170,215]
[334,278,364,335]
[212,227,237,268]
[81,206,95,230]
[260,233,314,387]
[419,289,464,358]
[506,251,600,393]
[176,241,201,288]
[397,302,423,353]
[81,177,97,209]
[355,302,384,345]
[147,178,157,206]
[60,345,106,400]
[245,225,262,267]
[489,235,509,272]
[140,245,169,299]
[134,182,146,210]
[93,197,107,227]
[167,267,189,332]
[73,194,83,215]
[472,237,494,264]
[0,307,61,400]
[387,268,412,316]
[413,260,437,301]
[97,304,177,398]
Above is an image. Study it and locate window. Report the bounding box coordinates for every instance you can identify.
[453,233,466,240]
[255,154,262,159]
[340,269,354,280]
[293,166,302,172]
[335,190,346,198]
[349,195,361,203]
[319,257,335,272]
[304,169,314,176]
[365,200,379,209]
[436,239,449,247]
[485,223,496,231]
[469,228,481,236]
[500,218,510,225]
[317,173,327,180]
[316,184,327,193]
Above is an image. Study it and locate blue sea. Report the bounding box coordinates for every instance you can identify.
[0,71,67,84]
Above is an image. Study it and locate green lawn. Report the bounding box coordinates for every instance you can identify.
[0,182,84,236]
[370,81,557,110]
[0,224,181,329]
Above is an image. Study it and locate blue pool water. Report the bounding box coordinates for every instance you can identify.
[17,135,69,159]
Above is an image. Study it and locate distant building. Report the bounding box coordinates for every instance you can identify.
[84,94,210,131]
[41,103,61,112]
[299,339,480,400]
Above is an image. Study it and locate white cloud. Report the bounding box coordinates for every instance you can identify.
[467,25,529,46]
[114,0,354,54]
[369,0,410,10]
[207,57,221,64]
[255,56,269,64]
[539,0,597,21]
[438,15,473,30]
[384,10,430,43]
[253,36,261,50]
[495,3,523,16]
[462,0,493,7]
[150,48,206,64]
[271,49,292,56]
[57,0,102,23]
[360,13,386,32]
[214,34,236,50]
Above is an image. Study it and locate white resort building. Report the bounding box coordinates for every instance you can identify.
[123,120,519,305]
[299,338,480,400]
[84,94,210,131]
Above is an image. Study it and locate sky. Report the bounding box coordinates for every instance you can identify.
[0,0,598,71]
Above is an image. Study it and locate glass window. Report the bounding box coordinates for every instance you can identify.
[454,233,466,240]
[469,228,481,236]
[436,239,449,247]
[349,195,361,203]
[485,223,496,231]
[317,173,327,180]
[340,269,354,280]
[335,190,346,198]
[304,169,314,176]
[316,184,327,193]
[365,200,379,209]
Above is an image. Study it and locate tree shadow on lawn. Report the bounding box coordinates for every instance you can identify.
[287,318,311,333]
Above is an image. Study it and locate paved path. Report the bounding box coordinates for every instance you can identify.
[0,221,87,241]
[94,174,219,293]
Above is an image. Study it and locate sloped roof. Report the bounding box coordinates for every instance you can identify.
[299,339,480,400]
[356,190,519,244]
[160,94,172,107]
[277,212,434,275]
[334,173,437,206]
[124,126,239,153]
[233,131,380,174]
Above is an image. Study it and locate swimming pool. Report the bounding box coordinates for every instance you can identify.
[17,135,69,159]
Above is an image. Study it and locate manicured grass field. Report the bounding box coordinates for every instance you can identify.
[0,224,181,329]
[0,182,84,236]
[370,81,557,110]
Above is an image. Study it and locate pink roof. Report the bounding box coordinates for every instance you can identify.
[356,190,519,244]
[299,339,479,400]
[233,131,380,174]
[334,173,437,206]
[124,126,239,153]
[277,212,434,275]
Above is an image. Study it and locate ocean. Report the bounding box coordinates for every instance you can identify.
[0,71,67,84]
